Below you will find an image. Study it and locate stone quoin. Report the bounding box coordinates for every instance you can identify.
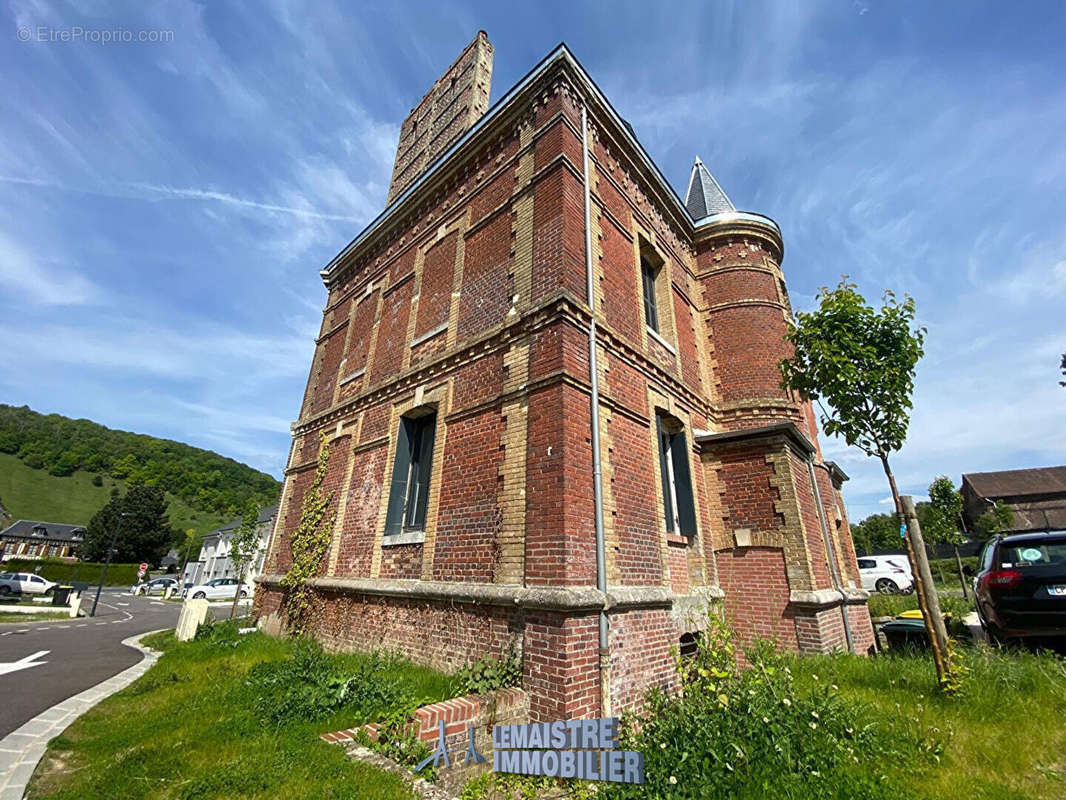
[255,31,876,722]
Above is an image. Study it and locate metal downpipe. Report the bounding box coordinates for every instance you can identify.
[808,456,855,653]
[581,104,611,715]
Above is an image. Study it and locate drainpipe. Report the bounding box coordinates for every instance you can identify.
[581,103,611,715]
[807,456,855,654]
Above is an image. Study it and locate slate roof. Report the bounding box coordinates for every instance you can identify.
[0,520,86,542]
[963,466,1066,499]
[683,157,734,220]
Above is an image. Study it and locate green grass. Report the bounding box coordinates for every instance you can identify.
[790,647,1066,799]
[0,610,70,623]
[27,630,455,800]
[0,452,229,534]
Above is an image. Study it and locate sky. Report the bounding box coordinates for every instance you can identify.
[1,0,1064,523]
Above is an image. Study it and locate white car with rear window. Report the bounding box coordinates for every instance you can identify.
[181,577,250,601]
[857,555,915,594]
[0,572,57,596]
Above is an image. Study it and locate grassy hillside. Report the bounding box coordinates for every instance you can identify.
[0,453,228,535]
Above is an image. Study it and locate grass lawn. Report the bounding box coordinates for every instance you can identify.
[790,646,1066,799]
[27,628,455,800]
[866,589,974,620]
[0,610,70,623]
[0,452,228,535]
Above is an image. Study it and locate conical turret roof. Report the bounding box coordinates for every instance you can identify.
[684,157,734,220]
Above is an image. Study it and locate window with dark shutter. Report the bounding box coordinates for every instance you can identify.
[384,411,438,535]
[641,256,660,332]
[656,412,698,537]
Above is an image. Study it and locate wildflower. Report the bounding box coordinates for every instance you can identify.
[762,716,770,724]
[660,742,667,749]
[669,776,677,785]
[831,684,839,691]
[811,711,819,719]
[782,698,792,707]
[809,722,818,730]
[811,771,820,777]
[845,727,854,735]
[811,674,819,681]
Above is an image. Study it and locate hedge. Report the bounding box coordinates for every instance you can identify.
[2,558,144,586]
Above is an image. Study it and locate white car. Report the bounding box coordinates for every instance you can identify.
[0,572,57,596]
[857,555,914,594]
[182,577,250,601]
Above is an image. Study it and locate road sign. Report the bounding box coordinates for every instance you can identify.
[139,562,148,571]
[0,650,50,677]
[137,569,146,579]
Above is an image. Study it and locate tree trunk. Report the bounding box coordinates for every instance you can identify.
[879,455,952,688]
[229,565,245,621]
[953,545,969,599]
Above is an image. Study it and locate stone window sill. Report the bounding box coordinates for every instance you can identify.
[666,533,689,546]
[382,531,426,547]
[646,326,677,355]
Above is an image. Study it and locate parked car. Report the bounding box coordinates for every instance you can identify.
[857,555,915,594]
[182,577,249,601]
[130,577,180,596]
[0,572,57,596]
[974,531,1066,643]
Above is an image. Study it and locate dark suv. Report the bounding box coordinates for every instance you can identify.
[974,532,1066,643]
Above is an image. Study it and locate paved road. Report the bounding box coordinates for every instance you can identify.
[0,591,180,737]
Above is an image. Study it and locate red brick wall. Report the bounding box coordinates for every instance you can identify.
[715,448,782,533]
[369,279,413,386]
[334,444,387,578]
[609,609,678,715]
[433,411,503,583]
[607,414,661,586]
[380,543,423,579]
[600,215,641,342]
[415,233,457,340]
[716,546,797,654]
[458,214,511,340]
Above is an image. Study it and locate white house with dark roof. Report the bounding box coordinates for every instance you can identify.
[182,505,276,586]
[0,520,86,560]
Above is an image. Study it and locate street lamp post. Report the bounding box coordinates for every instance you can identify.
[90,512,130,617]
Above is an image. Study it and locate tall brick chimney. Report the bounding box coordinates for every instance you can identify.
[386,31,494,204]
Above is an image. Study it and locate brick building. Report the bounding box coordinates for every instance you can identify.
[256,33,874,721]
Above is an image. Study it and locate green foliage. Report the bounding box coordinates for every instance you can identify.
[281,435,335,634]
[925,477,965,547]
[852,512,901,554]
[0,404,278,519]
[602,616,928,800]
[1060,352,1065,387]
[867,590,974,621]
[973,501,1014,541]
[244,639,412,724]
[452,645,521,695]
[780,280,925,458]
[358,697,435,778]
[229,499,263,580]
[79,484,178,565]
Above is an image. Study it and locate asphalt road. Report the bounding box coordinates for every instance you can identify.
[0,591,181,737]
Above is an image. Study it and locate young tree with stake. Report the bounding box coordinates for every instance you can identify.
[228,500,262,620]
[779,280,956,689]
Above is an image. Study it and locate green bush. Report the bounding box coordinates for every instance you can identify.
[452,645,521,695]
[243,639,412,725]
[600,618,933,800]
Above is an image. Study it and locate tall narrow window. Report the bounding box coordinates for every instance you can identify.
[384,411,437,534]
[656,413,697,537]
[641,256,660,332]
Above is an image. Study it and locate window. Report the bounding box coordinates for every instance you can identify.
[384,411,438,535]
[857,558,876,570]
[656,413,697,537]
[641,256,660,332]
[679,632,700,659]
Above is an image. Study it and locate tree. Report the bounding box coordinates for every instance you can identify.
[228,500,263,620]
[974,501,1013,540]
[79,485,178,565]
[780,280,955,690]
[925,476,969,597]
[851,512,900,554]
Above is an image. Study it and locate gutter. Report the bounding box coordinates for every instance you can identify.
[807,456,855,653]
[582,103,611,717]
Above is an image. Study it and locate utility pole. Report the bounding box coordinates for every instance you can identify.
[90,512,129,617]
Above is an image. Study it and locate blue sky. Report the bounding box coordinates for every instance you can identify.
[2,1,1064,523]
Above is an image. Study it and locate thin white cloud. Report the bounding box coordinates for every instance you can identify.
[0,230,102,306]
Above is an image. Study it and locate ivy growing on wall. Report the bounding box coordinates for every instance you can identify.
[281,433,335,635]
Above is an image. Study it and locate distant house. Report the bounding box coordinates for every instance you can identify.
[961,466,1066,533]
[0,520,86,560]
[182,505,276,586]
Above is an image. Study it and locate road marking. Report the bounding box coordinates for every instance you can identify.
[95,622,107,626]
[37,627,51,631]
[0,632,10,636]
[116,602,129,606]
[150,602,165,606]
[57,625,70,629]
[0,650,49,676]
[16,629,28,633]
[76,624,87,628]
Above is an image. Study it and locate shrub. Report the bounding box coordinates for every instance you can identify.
[600,617,933,800]
[244,640,412,724]
[452,645,520,696]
